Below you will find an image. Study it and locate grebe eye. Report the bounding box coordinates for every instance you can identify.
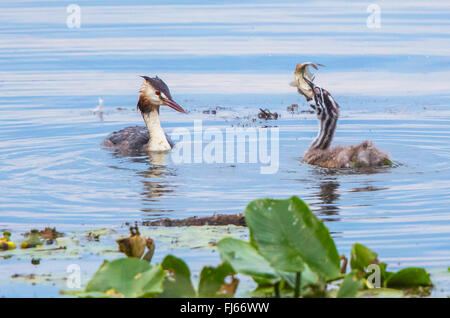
[155,90,161,96]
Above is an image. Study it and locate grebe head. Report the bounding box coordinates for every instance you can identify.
[138,76,185,114]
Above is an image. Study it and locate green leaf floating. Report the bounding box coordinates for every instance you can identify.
[336,272,363,298]
[217,238,280,282]
[356,288,406,298]
[159,255,196,298]
[350,244,394,286]
[350,243,378,272]
[385,267,432,288]
[245,197,340,279]
[198,262,236,298]
[218,237,321,292]
[84,258,165,298]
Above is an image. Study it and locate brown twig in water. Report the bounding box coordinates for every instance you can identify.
[142,213,246,227]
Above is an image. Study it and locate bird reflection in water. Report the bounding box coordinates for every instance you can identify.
[132,152,177,217]
[309,168,388,223]
[315,179,340,222]
[305,169,341,222]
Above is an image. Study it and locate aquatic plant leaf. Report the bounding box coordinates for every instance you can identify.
[198,262,237,298]
[38,227,63,240]
[217,238,320,294]
[86,228,117,236]
[217,238,280,282]
[245,197,340,278]
[85,258,165,298]
[377,262,395,286]
[279,264,321,290]
[2,232,11,241]
[21,230,44,249]
[385,268,432,288]
[0,232,16,251]
[116,226,153,260]
[86,228,117,241]
[139,225,248,252]
[355,288,406,298]
[158,255,196,298]
[12,273,67,288]
[115,225,155,262]
[350,245,395,287]
[0,241,16,251]
[336,272,363,298]
[76,291,121,298]
[117,235,146,258]
[250,283,293,298]
[350,243,378,272]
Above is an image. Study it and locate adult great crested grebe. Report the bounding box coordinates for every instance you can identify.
[292,63,391,168]
[102,76,186,155]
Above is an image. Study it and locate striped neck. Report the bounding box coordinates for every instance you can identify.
[309,85,339,150]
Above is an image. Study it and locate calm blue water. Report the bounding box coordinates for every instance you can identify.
[0,0,449,296]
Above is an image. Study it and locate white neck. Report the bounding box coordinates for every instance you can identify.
[142,107,172,152]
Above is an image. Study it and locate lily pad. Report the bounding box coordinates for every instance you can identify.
[350,243,378,272]
[356,288,406,298]
[245,197,340,279]
[336,272,363,298]
[0,232,16,251]
[217,238,280,282]
[116,226,154,262]
[385,268,432,288]
[159,255,196,298]
[198,262,237,298]
[278,265,321,290]
[83,258,165,298]
[21,230,44,249]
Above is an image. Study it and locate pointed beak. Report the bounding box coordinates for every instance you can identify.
[163,98,186,113]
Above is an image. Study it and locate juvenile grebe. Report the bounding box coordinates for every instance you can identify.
[292,64,391,168]
[102,76,185,155]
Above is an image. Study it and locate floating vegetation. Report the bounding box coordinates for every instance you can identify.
[35,227,64,240]
[0,232,16,251]
[11,273,66,286]
[142,213,245,227]
[286,104,299,114]
[87,228,117,242]
[21,230,44,249]
[21,228,64,248]
[258,108,279,120]
[116,225,155,262]
[64,196,440,298]
[0,198,445,297]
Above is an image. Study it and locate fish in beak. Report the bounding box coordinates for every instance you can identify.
[291,62,324,101]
